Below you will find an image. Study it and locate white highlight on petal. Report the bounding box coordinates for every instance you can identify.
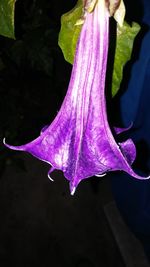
[54,144,70,168]
[54,154,62,167]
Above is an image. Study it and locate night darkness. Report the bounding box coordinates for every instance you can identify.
[0,0,150,266]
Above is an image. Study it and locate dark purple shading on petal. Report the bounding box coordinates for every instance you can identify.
[119,139,136,165]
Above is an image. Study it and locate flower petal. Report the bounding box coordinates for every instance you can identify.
[114,122,133,134]
[119,138,136,164]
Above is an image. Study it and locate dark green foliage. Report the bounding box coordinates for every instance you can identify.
[0,0,15,39]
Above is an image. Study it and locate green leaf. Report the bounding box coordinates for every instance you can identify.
[58,0,83,64]
[0,0,16,39]
[112,21,140,96]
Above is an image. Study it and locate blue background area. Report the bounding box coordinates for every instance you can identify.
[111,0,150,259]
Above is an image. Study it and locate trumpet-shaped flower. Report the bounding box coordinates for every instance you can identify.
[4,0,150,194]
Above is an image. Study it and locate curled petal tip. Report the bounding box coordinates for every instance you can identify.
[114,121,133,135]
[140,174,150,180]
[95,173,106,177]
[70,186,76,196]
[3,137,6,145]
[48,174,54,182]
[3,137,25,151]
[47,167,55,182]
[3,137,11,149]
[126,169,150,181]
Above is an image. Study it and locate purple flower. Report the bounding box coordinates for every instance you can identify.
[4,0,149,194]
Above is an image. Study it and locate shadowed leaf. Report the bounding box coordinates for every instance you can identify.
[0,0,15,39]
[112,21,140,96]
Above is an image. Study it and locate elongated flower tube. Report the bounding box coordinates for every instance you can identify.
[4,0,150,194]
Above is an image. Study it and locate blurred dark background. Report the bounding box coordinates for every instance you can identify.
[0,0,150,266]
